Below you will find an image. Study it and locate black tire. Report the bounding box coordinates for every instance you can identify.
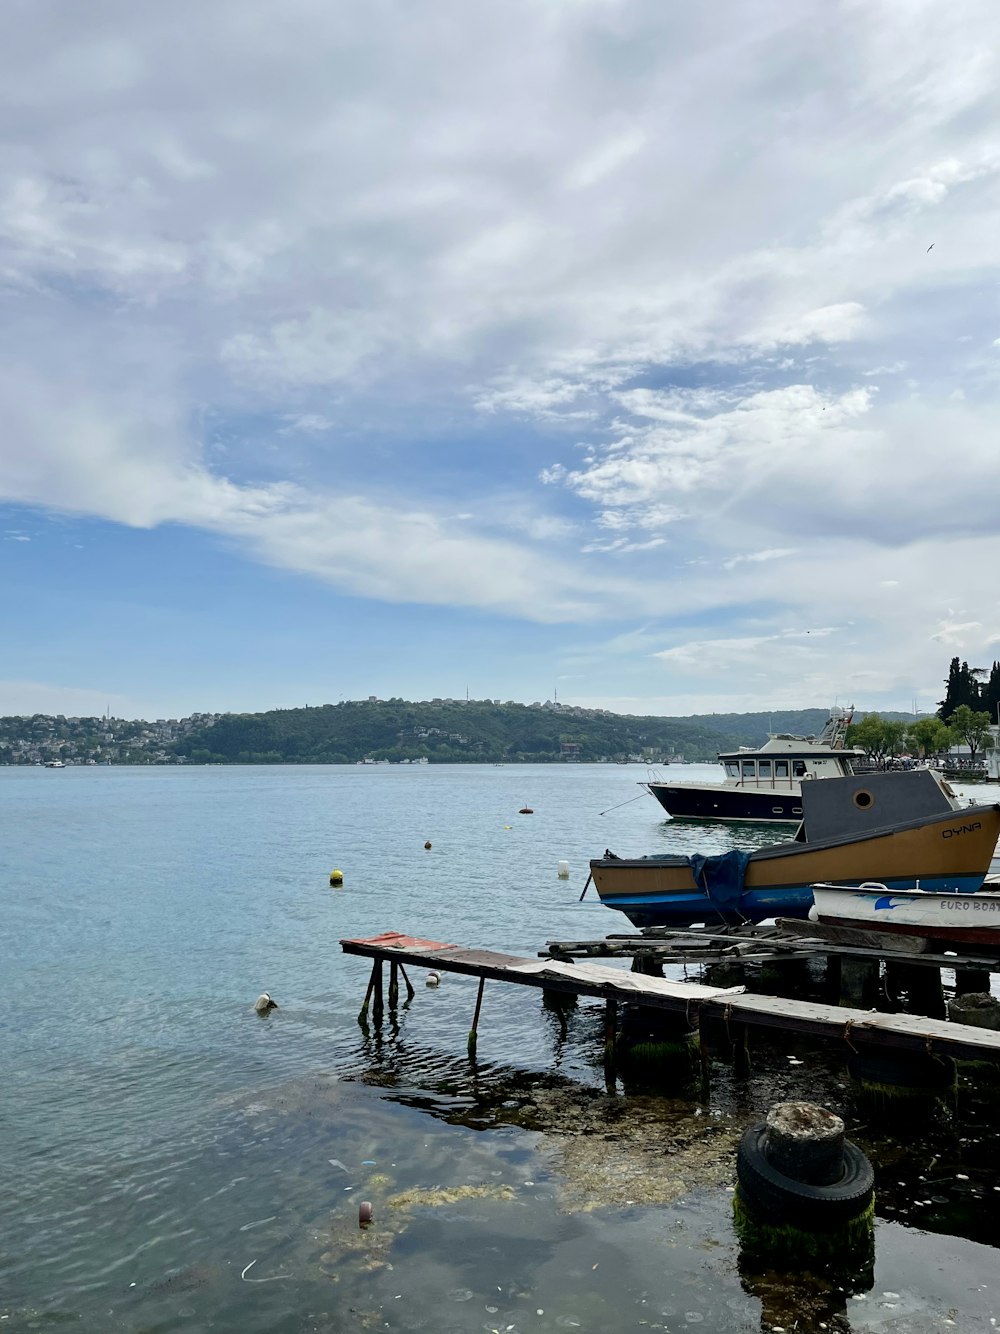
[847,1050,956,1092]
[736,1124,874,1230]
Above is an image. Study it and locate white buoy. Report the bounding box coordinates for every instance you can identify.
[426,971,440,987]
[557,860,570,879]
[254,992,277,1014]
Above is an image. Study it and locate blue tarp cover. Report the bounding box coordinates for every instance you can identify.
[687,849,751,909]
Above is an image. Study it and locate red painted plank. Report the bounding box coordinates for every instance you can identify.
[340,931,457,952]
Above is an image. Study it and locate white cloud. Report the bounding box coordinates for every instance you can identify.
[558,384,874,513]
[581,535,667,554]
[654,627,838,672]
[722,548,797,571]
[563,126,648,191]
[279,413,335,435]
[749,302,867,350]
[930,618,983,647]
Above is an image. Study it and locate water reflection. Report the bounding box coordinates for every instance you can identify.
[738,1256,870,1334]
[348,989,1000,1256]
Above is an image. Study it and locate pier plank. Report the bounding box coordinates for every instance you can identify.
[772,916,930,953]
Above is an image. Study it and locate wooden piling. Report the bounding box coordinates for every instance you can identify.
[734,1022,752,1079]
[398,962,416,1002]
[885,961,946,1020]
[955,966,993,997]
[630,953,665,979]
[604,999,618,1091]
[372,959,384,1023]
[388,960,399,1009]
[358,960,379,1024]
[838,958,878,1010]
[698,1010,712,1096]
[468,977,486,1056]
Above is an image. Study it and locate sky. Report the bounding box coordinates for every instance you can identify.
[3,0,1000,721]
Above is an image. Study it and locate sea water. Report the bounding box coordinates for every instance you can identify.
[2,763,999,1332]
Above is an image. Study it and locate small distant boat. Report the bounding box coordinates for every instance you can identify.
[811,881,1000,947]
[590,768,1000,929]
[44,760,66,769]
[644,707,862,824]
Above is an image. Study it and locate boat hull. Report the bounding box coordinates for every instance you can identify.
[646,782,802,824]
[591,804,1000,929]
[813,884,1000,947]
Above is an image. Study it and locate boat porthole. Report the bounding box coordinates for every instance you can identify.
[792,807,802,815]
[853,790,874,810]
[772,807,783,814]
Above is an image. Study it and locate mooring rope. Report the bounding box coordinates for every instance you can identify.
[597,791,648,816]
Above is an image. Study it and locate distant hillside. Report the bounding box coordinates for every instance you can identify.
[1,702,923,766]
[171,700,917,765]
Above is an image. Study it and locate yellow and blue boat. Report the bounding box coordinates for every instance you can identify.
[590,769,1000,929]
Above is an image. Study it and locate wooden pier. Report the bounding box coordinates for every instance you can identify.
[340,929,1000,1065]
[543,919,1000,973]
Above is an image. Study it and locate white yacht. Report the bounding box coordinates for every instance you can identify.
[645,708,863,823]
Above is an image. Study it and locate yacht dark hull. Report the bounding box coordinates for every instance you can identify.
[646,782,803,824]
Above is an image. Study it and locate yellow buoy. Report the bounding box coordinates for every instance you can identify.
[329,868,344,886]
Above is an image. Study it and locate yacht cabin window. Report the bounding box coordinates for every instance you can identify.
[775,760,789,779]
[741,760,756,779]
[758,759,772,779]
[725,762,739,778]
[792,760,806,777]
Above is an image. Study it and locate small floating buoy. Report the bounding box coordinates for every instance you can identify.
[329,868,344,886]
[557,860,570,879]
[254,992,277,1015]
[426,971,440,987]
[518,806,534,815]
[424,840,432,850]
[358,1200,373,1228]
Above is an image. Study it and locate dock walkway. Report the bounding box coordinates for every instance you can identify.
[341,930,1000,1063]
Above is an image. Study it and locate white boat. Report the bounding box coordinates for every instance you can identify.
[811,880,1000,946]
[44,760,66,769]
[645,707,864,824]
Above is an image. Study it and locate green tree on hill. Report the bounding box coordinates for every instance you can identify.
[846,714,908,768]
[906,717,952,760]
[947,704,994,765]
[938,657,985,722]
[980,660,1000,726]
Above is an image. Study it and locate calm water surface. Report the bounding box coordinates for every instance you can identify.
[3,763,999,1332]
